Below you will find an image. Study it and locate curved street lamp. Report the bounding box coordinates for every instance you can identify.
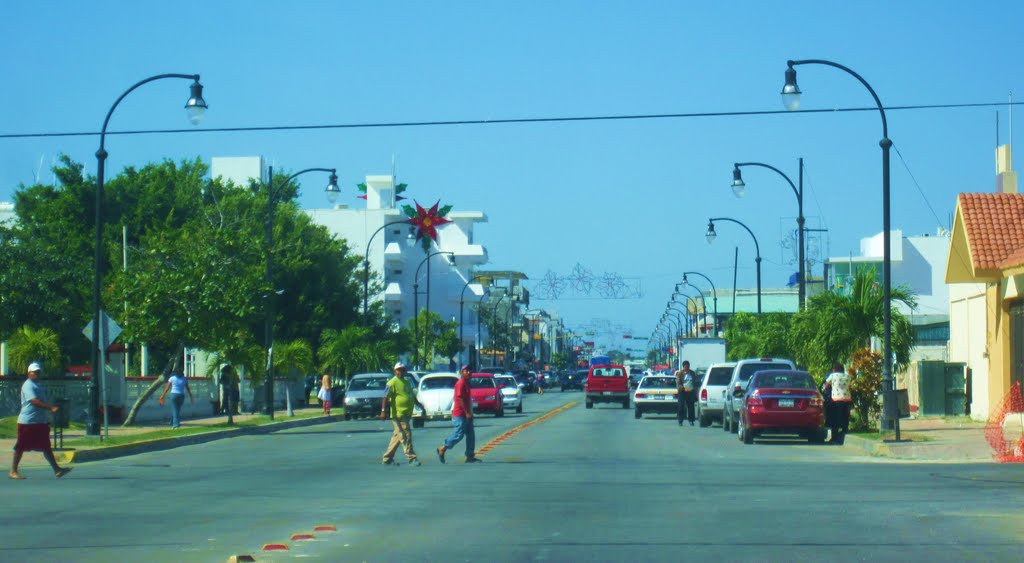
[668,294,697,336]
[782,58,898,435]
[89,74,207,436]
[681,271,718,336]
[355,220,415,319]
[707,217,761,315]
[263,166,338,418]
[413,251,455,369]
[459,278,486,365]
[732,160,805,310]
[473,288,490,368]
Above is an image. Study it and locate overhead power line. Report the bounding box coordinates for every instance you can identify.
[2,101,1021,140]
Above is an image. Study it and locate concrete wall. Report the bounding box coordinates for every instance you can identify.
[950,282,989,420]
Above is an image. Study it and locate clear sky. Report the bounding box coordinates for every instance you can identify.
[2,1,1022,352]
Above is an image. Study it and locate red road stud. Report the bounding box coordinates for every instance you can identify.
[291,534,315,541]
[314,525,337,532]
[262,543,289,551]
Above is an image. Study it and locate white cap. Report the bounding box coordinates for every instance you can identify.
[27,362,42,373]
[394,362,406,371]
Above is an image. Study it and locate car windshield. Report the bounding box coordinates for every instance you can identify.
[754,373,816,389]
[706,367,733,386]
[496,377,517,388]
[591,367,625,377]
[421,377,457,390]
[738,363,792,381]
[348,377,388,391]
[470,377,495,388]
[640,377,675,389]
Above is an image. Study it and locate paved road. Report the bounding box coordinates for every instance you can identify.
[2,390,1023,562]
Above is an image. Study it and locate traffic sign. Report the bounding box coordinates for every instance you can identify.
[83,310,123,351]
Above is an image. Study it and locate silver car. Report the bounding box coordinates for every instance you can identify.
[342,373,391,420]
[696,362,735,427]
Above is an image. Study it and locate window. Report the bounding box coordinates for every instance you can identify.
[422,377,458,390]
[470,377,495,388]
[591,368,625,377]
[706,367,732,386]
[348,377,388,391]
[640,377,675,389]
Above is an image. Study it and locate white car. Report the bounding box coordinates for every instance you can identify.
[495,374,523,414]
[412,372,459,428]
[633,374,678,419]
[697,362,735,427]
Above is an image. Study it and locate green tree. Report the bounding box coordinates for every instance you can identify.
[274,339,314,416]
[848,348,884,431]
[5,326,61,375]
[788,266,917,380]
[724,312,791,361]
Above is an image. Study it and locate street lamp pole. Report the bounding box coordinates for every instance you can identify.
[681,272,718,336]
[353,220,413,320]
[90,73,207,436]
[263,166,338,419]
[413,251,454,370]
[490,290,507,368]
[459,278,483,366]
[782,58,898,436]
[732,160,805,309]
[706,217,762,315]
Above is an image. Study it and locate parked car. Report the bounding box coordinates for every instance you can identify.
[412,372,458,428]
[560,369,587,391]
[696,362,736,427]
[633,374,678,419]
[736,369,827,444]
[342,373,391,420]
[722,358,797,433]
[495,374,523,414]
[585,364,630,409]
[470,373,505,416]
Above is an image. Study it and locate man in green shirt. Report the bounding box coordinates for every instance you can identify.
[380,362,425,466]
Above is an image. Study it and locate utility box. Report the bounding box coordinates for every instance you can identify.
[918,361,967,416]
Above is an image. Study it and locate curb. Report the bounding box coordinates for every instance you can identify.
[58,414,345,464]
[843,434,993,463]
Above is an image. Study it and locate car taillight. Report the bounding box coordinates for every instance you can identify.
[635,393,647,399]
[700,388,708,400]
[809,396,823,407]
[747,391,763,407]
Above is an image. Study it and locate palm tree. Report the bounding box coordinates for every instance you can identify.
[789,266,917,379]
[273,339,314,416]
[6,325,61,375]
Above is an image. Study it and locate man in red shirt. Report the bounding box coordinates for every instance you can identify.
[437,365,481,463]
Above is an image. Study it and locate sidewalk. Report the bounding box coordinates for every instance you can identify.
[843,416,995,462]
[2,406,342,469]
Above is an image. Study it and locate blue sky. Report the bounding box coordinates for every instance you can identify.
[2,1,1022,351]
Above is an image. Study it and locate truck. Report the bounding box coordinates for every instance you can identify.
[677,338,727,374]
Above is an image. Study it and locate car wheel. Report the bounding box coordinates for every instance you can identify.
[412,418,424,428]
[516,404,522,414]
[722,411,731,432]
[699,414,710,428]
[738,418,753,444]
[634,407,642,419]
[585,400,593,409]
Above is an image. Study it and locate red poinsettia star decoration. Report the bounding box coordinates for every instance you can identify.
[404,200,452,250]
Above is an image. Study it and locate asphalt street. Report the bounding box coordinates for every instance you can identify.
[2,391,1024,562]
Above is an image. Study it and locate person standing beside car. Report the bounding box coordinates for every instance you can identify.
[823,362,852,444]
[676,361,697,427]
[437,365,481,464]
[380,362,424,466]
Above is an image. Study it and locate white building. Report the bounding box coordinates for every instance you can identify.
[210,158,490,367]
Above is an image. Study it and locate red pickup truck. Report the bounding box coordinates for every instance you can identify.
[584,364,631,409]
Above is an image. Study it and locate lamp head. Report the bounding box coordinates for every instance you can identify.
[731,166,746,198]
[405,227,416,247]
[185,79,208,125]
[706,221,717,244]
[325,170,339,195]
[325,181,341,204]
[781,64,801,112]
[681,274,689,288]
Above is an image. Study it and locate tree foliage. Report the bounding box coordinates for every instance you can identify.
[5,326,61,375]
[724,312,791,361]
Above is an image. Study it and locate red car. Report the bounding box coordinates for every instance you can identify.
[470,373,505,417]
[736,369,826,444]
